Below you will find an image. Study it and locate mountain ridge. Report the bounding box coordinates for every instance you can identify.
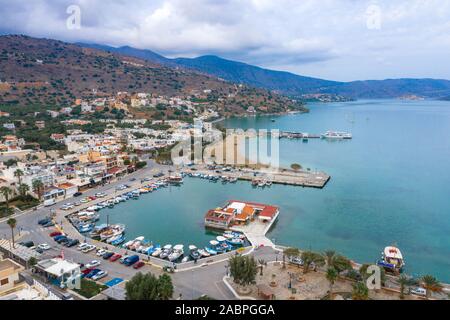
[77,42,450,99]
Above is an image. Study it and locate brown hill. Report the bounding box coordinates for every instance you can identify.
[0,35,305,116]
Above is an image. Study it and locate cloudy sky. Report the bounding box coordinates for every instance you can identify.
[1,0,450,81]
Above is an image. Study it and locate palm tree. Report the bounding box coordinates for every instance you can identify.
[282,247,300,269]
[0,186,13,210]
[300,251,325,274]
[352,281,369,300]
[421,275,443,300]
[18,183,30,199]
[7,218,17,249]
[32,180,44,200]
[326,267,338,300]
[14,169,24,185]
[323,250,352,273]
[398,275,410,300]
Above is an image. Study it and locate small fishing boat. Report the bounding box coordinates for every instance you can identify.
[189,245,201,260]
[204,246,217,255]
[197,248,210,257]
[152,247,163,257]
[226,238,244,246]
[181,256,190,263]
[79,224,94,233]
[168,244,184,262]
[216,236,227,242]
[160,244,173,259]
[111,235,125,246]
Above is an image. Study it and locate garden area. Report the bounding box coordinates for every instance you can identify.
[74,279,108,299]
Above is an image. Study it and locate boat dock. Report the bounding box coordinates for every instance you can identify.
[190,167,330,189]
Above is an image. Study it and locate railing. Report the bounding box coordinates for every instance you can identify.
[32,279,61,300]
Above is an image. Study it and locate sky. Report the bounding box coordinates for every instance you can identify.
[0,0,450,81]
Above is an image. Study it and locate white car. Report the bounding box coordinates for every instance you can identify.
[411,287,427,296]
[82,245,96,253]
[77,243,89,250]
[86,260,101,269]
[37,243,51,251]
[96,249,107,256]
[91,270,108,281]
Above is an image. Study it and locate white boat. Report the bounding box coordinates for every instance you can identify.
[321,131,352,139]
[209,240,219,246]
[123,240,134,248]
[160,244,173,259]
[188,245,197,251]
[181,256,190,263]
[152,248,163,257]
[168,244,184,262]
[197,248,210,257]
[216,236,227,242]
[378,246,405,271]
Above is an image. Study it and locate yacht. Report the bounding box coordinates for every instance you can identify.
[321,131,352,139]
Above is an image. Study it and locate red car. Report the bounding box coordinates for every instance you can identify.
[109,254,122,262]
[133,261,145,269]
[89,196,97,201]
[81,267,93,275]
[49,231,63,237]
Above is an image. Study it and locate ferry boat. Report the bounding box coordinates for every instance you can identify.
[321,131,352,139]
[377,246,405,273]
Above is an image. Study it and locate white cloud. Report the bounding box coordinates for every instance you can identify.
[0,0,450,81]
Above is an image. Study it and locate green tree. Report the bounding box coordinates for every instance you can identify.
[157,273,174,300]
[326,267,338,300]
[352,281,369,300]
[1,186,14,210]
[300,251,325,274]
[323,250,352,273]
[125,272,173,300]
[282,247,300,269]
[7,218,17,249]
[32,180,44,200]
[229,255,258,287]
[421,275,443,300]
[398,274,413,300]
[18,183,30,199]
[14,169,24,185]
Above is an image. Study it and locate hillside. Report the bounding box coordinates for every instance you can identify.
[0,35,305,116]
[81,43,450,99]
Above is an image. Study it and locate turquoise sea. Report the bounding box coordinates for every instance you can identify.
[101,100,450,282]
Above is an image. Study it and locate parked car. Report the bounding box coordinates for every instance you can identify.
[38,217,51,225]
[82,245,96,253]
[19,241,35,248]
[73,192,83,197]
[119,255,130,264]
[86,260,101,269]
[44,199,56,207]
[53,235,66,242]
[49,231,62,237]
[411,287,427,296]
[96,249,107,257]
[123,255,139,267]
[109,254,122,262]
[65,239,80,247]
[77,243,89,250]
[42,221,55,228]
[58,237,70,245]
[102,252,114,260]
[85,268,101,279]
[37,243,51,251]
[91,270,108,281]
[61,293,74,300]
[133,261,145,269]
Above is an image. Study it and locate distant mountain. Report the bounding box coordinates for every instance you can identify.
[79,43,450,99]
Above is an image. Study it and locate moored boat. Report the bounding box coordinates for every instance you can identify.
[377,246,405,273]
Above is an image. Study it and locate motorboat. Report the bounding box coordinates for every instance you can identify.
[160,244,173,259]
[226,238,244,246]
[204,246,217,255]
[111,235,125,246]
[181,256,190,263]
[216,236,227,242]
[168,244,184,262]
[197,248,210,257]
[189,245,201,260]
[152,247,163,257]
[377,246,405,273]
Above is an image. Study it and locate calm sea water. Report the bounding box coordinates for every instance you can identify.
[101,100,450,281]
